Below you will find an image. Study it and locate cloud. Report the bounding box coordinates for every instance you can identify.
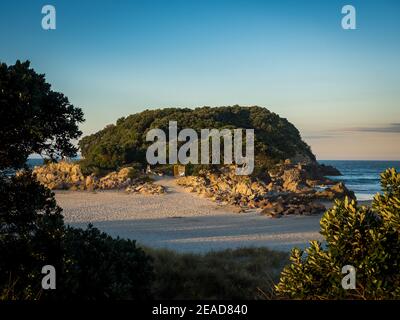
[347,123,400,133]
[302,123,400,141]
[303,134,336,140]
[302,131,348,140]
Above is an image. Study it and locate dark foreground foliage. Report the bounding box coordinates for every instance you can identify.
[0,60,153,300]
[146,247,288,300]
[0,171,64,299]
[59,225,153,299]
[0,173,154,300]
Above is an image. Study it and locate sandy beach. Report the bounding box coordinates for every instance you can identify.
[54,177,329,253]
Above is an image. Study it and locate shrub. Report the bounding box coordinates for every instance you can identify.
[125,163,144,179]
[151,164,174,176]
[275,168,400,299]
[0,173,154,300]
[185,164,221,176]
[146,247,288,300]
[79,159,111,177]
[0,172,65,299]
[57,225,154,300]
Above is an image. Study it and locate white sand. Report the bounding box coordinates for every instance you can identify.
[55,177,324,253]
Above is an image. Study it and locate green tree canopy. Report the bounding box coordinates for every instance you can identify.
[0,60,84,169]
[79,106,315,173]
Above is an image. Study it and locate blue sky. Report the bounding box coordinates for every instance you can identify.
[1,0,400,159]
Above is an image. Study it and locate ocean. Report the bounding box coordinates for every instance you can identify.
[319,160,400,201]
[27,158,46,168]
[26,159,400,201]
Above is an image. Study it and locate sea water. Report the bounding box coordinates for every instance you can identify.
[319,160,400,201]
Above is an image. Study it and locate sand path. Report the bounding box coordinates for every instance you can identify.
[55,177,323,253]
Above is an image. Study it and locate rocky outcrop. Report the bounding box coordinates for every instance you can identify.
[270,161,337,191]
[315,182,354,200]
[177,161,352,217]
[33,162,86,190]
[125,182,165,195]
[177,167,271,207]
[32,159,351,215]
[96,167,132,190]
[177,167,327,216]
[319,164,342,176]
[261,198,326,218]
[32,161,164,194]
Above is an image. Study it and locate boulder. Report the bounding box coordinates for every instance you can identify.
[315,182,355,200]
[177,166,270,207]
[319,164,342,176]
[261,197,326,217]
[32,162,161,193]
[33,161,85,190]
[125,182,165,195]
[234,182,253,196]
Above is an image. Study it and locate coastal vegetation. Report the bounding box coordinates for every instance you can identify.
[78,105,316,175]
[0,60,84,169]
[276,168,400,299]
[145,247,288,300]
[0,61,153,299]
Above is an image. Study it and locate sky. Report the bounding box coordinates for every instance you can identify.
[1,0,400,160]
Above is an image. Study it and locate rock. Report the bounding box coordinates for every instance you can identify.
[315,182,355,200]
[216,180,230,192]
[177,167,270,208]
[260,206,282,218]
[289,153,315,165]
[319,164,342,176]
[177,163,348,217]
[33,161,85,190]
[32,162,160,194]
[69,185,78,191]
[97,168,135,190]
[311,202,326,214]
[270,161,343,193]
[260,200,284,215]
[260,192,326,216]
[85,175,96,189]
[125,182,165,195]
[117,167,133,179]
[45,173,55,182]
[234,182,253,196]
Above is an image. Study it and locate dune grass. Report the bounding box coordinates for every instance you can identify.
[143,246,289,300]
